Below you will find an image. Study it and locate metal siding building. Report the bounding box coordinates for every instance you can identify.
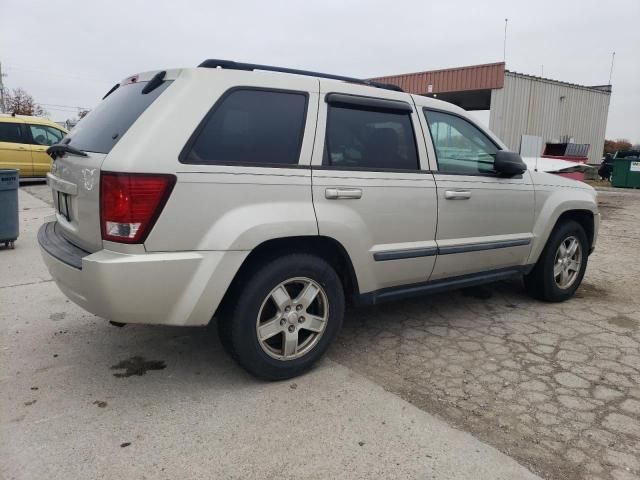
[489,72,611,164]
[372,64,611,165]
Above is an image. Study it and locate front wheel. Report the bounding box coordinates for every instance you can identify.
[219,253,345,380]
[524,220,589,302]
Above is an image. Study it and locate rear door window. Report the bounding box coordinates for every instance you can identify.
[65,80,172,154]
[0,122,24,143]
[324,105,419,171]
[181,89,308,166]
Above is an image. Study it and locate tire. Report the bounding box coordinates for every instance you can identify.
[218,253,344,380]
[524,220,589,302]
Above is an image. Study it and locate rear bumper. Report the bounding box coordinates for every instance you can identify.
[38,222,248,326]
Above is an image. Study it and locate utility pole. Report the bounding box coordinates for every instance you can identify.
[0,62,7,113]
[608,51,615,85]
[503,18,508,64]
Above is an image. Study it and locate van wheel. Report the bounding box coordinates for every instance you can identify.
[524,220,588,302]
[219,254,344,380]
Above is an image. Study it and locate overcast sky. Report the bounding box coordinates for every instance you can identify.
[1,0,638,143]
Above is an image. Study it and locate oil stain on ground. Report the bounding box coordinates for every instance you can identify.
[49,312,66,321]
[608,315,638,330]
[110,356,166,378]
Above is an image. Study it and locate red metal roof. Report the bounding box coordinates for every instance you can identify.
[370,62,505,94]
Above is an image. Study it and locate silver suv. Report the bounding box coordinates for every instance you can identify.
[39,60,599,380]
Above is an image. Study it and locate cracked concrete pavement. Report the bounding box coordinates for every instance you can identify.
[332,188,640,480]
[4,184,640,480]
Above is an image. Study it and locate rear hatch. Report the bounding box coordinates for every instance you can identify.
[48,71,174,252]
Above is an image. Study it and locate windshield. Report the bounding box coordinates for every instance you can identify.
[64,80,172,154]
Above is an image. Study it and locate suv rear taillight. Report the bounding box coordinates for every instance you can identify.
[100,172,176,244]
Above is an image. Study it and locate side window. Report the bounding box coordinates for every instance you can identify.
[424,110,498,175]
[29,125,64,146]
[0,122,24,143]
[183,89,307,165]
[325,105,419,170]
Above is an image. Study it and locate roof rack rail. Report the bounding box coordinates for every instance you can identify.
[198,59,403,92]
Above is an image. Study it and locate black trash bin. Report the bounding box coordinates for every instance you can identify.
[0,169,19,249]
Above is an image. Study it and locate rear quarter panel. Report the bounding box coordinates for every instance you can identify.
[122,69,321,252]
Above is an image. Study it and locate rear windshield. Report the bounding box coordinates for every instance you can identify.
[65,80,172,154]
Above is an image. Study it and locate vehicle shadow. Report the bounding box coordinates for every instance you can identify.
[68,279,530,389]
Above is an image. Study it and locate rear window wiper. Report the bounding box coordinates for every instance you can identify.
[47,143,88,160]
[141,71,167,94]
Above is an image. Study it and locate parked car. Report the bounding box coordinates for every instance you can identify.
[0,114,68,178]
[38,60,600,380]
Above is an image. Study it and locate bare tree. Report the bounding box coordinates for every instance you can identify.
[4,88,47,116]
[604,138,632,155]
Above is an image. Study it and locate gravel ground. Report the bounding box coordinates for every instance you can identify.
[332,188,640,480]
[16,183,640,479]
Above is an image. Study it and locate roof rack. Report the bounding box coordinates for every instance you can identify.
[198,59,403,92]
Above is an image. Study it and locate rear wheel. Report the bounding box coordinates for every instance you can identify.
[218,253,344,380]
[524,220,588,302]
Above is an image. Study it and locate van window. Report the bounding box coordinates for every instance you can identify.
[64,80,172,154]
[324,106,418,170]
[0,122,24,143]
[183,89,307,166]
[29,124,64,146]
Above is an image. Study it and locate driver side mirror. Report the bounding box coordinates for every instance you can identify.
[494,150,526,176]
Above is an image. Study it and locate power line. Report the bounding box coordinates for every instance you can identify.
[39,103,89,110]
[4,63,106,84]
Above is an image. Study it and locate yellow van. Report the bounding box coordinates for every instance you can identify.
[0,114,68,178]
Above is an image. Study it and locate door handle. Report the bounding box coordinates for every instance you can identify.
[444,190,472,200]
[325,188,362,200]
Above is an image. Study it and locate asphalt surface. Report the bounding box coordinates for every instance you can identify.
[1,187,540,480]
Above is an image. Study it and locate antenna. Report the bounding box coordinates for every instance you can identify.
[503,18,509,64]
[608,51,615,85]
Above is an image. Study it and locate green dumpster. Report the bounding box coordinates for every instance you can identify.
[611,152,640,188]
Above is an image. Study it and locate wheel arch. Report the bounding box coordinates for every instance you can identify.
[555,209,595,249]
[214,235,360,319]
[528,207,595,265]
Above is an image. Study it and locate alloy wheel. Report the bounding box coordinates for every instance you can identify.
[255,277,329,361]
[553,235,582,289]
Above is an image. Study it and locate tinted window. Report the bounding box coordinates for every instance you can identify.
[424,110,498,175]
[29,124,64,146]
[325,106,418,170]
[65,80,172,154]
[0,122,24,143]
[184,89,307,165]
